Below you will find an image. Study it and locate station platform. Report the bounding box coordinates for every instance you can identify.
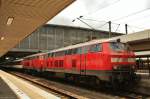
[136,70,150,79]
[0,77,18,99]
[0,70,60,99]
[140,78,150,88]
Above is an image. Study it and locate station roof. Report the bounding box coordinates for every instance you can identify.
[0,0,74,57]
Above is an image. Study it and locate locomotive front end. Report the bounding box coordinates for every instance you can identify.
[109,40,138,87]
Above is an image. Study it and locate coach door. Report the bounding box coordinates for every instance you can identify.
[80,46,88,75]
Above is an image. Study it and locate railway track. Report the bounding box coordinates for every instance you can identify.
[111,84,150,99]
[113,91,148,99]
[8,71,116,99]
[6,70,150,99]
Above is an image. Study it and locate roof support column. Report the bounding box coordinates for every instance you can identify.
[108,21,111,38]
[125,24,128,35]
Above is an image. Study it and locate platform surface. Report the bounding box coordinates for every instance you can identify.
[0,77,18,99]
[0,70,60,99]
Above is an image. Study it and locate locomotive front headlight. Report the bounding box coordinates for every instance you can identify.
[113,66,118,70]
[131,65,135,69]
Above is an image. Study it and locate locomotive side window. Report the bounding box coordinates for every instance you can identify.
[72,48,78,54]
[65,49,72,55]
[60,51,65,56]
[52,53,55,57]
[77,47,82,54]
[55,52,59,57]
[34,56,37,59]
[83,46,89,54]
[90,44,102,52]
[55,51,65,57]
[39,55,44,59]
[48,53,52,57]
[55,52,58,57]
[110,42,127,51]
[44,54,48,59]
[65,50,68,55]
[68,49,72,55]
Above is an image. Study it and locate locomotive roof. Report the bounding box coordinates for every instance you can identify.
[24,38,121,58]
[14,59,23,62]
[23,52,46,58]
[49,38,119,53]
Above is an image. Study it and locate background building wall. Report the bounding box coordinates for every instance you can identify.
[13,24,122,52]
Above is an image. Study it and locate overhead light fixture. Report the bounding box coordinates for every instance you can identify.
[6,17,14,26]
[5,57,10,60]
[0,36,4,40]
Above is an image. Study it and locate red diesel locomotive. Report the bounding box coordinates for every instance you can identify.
[21,39,137,86]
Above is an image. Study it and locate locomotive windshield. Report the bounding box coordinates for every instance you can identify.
[110,42,129,51]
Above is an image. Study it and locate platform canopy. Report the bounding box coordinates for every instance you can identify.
[0,0,74,57]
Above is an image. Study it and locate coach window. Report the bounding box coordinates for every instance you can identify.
[90,44,102,52]
[34,56,36,59]
[45,54,48,59]
[52,53,55,57]
[55,52,59,57]
[48,53,52,57]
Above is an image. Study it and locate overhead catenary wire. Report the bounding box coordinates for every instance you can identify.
[128,25,135,33]
[80,17,106,23]
[73,16,123,33]
[128,25,145,30]
[97,22,108,29]
[113,8,150,21]
[82,0,120,17]
[73,15,146,34]
[76,18,96,30]
[115,24,120,32]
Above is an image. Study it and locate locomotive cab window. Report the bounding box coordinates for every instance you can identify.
[110,42,128,51]
[90,44,102,52]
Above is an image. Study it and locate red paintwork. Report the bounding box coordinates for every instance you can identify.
[22,42,136,72]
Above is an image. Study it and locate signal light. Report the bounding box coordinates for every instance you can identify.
[0,36,4,40]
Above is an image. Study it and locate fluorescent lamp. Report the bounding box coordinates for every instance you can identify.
[6,17,14,26]
[0,36,4,40]
[5,57,10,60]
